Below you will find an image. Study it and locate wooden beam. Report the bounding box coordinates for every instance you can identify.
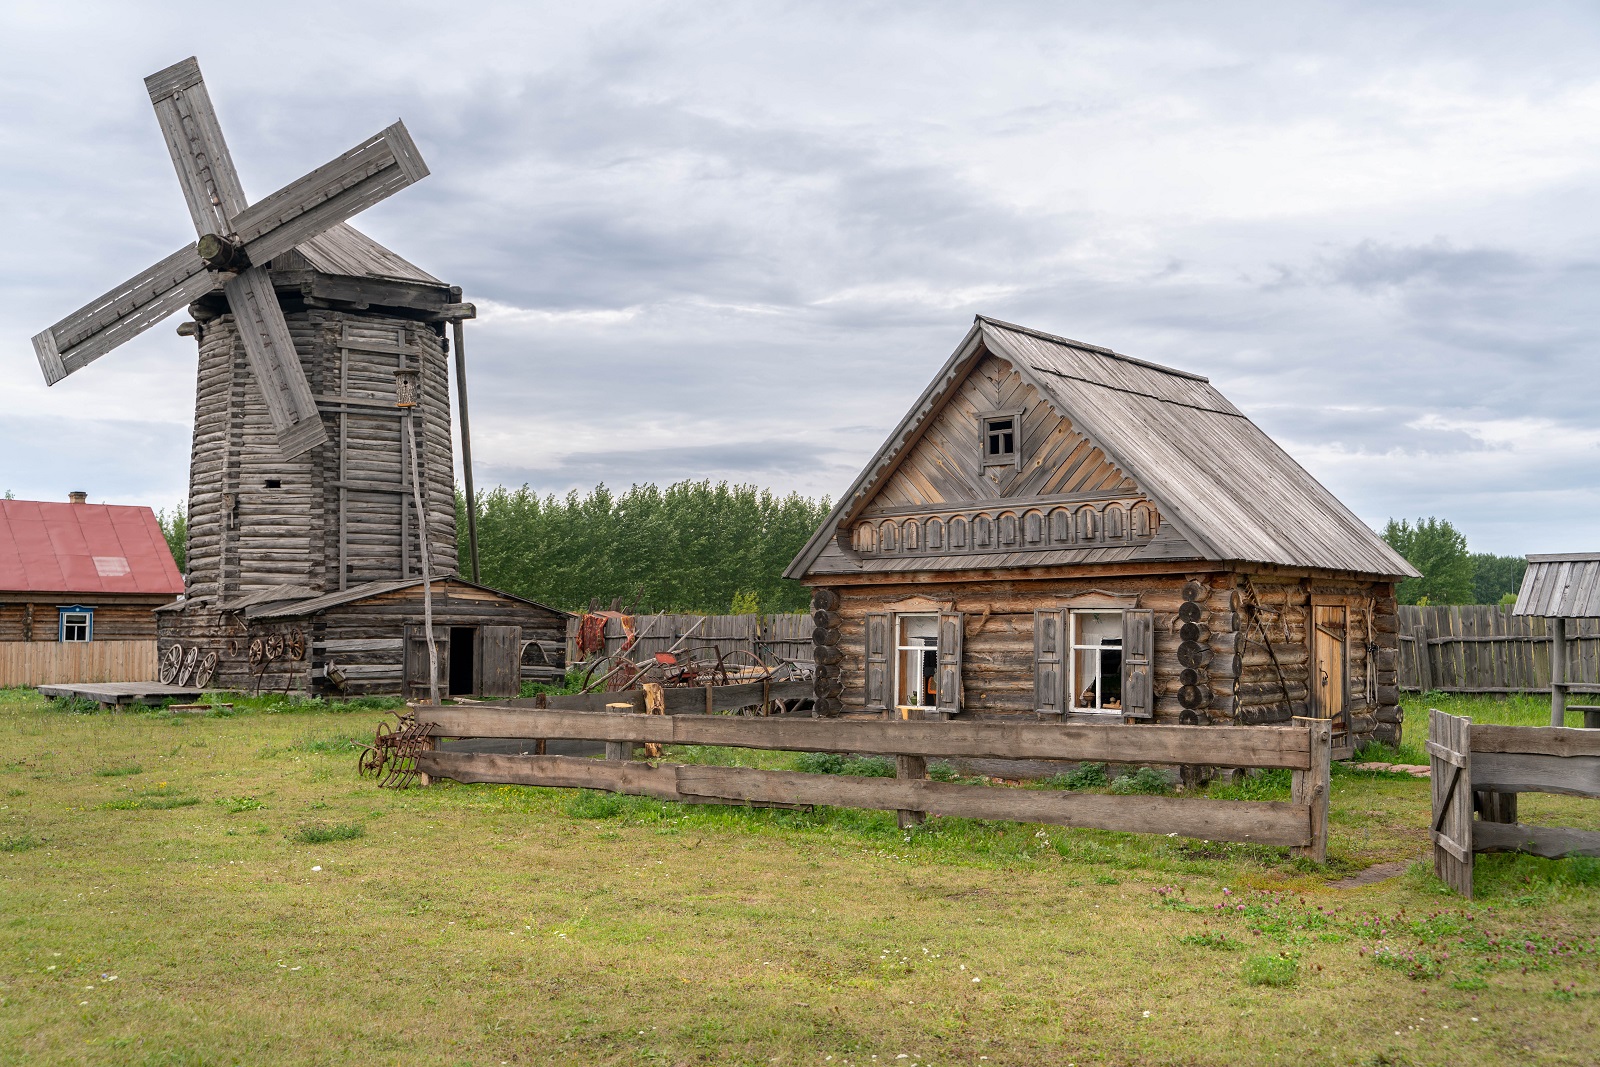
[1473,821,1600,859]
[416,705,1315,768]
[1472,753,1600,800]
[1472,724,1600,758]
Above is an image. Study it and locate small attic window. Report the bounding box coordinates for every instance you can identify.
[980,411,1024,470]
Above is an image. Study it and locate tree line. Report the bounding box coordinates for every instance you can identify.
[1381,517,1526,606]
[458,481,831,614]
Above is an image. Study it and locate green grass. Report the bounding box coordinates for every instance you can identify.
[289,821,365,844]
[0,687,1597,1065]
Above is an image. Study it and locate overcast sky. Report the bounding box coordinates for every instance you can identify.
[3,1,1598,555]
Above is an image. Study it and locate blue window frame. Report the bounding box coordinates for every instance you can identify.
[59,606,94,643]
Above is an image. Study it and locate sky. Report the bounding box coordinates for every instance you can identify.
[3,0,1598,556]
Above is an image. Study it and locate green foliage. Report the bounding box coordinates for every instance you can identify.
[291,821,365,844]
[156,501,187,573]
[729,590,761,614]
[1108,767,1172,795]
[1383,517,1473,605]
[459,480,830,613]
[1471,552,1527,605]
[792,752,896,777]
[1205,767,1293,801]
[1043,762,1111,790]
[220,795,264,813]
[565,790,668,820]
[1243,953,1299,987]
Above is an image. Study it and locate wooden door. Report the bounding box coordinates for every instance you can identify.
[1312,605,1351,757]
[476,625,522,698]
[403,624,448,701]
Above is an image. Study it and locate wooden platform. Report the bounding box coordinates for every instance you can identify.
[36,681,206,708]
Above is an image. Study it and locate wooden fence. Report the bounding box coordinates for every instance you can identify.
[0,640,159,688]
[1398,606,1600,695]
[566,612,814,674]
[1428,709,1600,898]
[413,693,1333,861]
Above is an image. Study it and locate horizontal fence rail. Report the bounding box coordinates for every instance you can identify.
[1399,606,1600,695]
[409,693,1333,861]
[1429,709,1600,898]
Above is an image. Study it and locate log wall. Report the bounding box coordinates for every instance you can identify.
[184,298,457,604]
[0,599,167,643]
[818,569,1398,744]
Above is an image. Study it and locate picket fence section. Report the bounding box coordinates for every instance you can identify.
[1398,606,1600,695]
[0,640,160,688]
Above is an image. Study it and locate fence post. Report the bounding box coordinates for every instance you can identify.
[605,701,633,761]
[896,754,926,829]
[1551,616,1568,727]
[1290,717,1331,863]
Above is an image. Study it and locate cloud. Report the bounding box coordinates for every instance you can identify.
[4,1,1600,558]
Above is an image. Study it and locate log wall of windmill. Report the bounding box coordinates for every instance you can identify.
[182,302,457,602]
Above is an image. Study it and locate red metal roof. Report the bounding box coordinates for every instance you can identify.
[0,500,184,596]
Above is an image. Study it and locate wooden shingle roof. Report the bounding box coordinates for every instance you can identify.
[1512,554,1600,618]
[787,316,1417,581]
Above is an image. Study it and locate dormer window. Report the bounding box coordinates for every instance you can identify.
[979,410,1024,470]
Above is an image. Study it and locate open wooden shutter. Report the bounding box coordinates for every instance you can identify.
[1033,609,1066,715]
[865,612,891,712]
[476,625,522,698]
[1121,608,1154,719]
[936,611,964,714]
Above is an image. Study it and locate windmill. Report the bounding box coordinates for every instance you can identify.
[28,57,525,699]
[33,57,428,458]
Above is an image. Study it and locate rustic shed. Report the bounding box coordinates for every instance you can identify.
[1512,552,1600,727]
[788,316,1418,757]
[159,576,569,699]
[0,495,183,686]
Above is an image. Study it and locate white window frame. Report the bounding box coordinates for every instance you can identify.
[1069,608,1123,713]
[59,607,94,643]
[893,613,941,711]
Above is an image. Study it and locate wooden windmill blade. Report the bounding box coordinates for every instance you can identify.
[144,57,249,234]
[34,55,433,460]
[31,245,215,385]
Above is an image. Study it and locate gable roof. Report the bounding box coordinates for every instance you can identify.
[0,499,184,596]
[246,576,572,619]
[277,223,444,287]
[787,316,1417,581]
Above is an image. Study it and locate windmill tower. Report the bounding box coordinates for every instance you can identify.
[30,58,561,698]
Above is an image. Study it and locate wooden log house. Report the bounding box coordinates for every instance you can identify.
[0,495,183,687]
[787,317,1419,757]
[155,226,569,698]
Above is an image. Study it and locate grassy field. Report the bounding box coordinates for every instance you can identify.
[0,689,1596,1066]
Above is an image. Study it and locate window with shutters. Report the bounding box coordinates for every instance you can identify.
[1070,610,1124,711]
[895,615,940,709]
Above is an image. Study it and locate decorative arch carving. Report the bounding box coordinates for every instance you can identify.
[1075,505,1100,543]
[1049,507,1074,544]
[855,522,877,553]
[879,519,898,554]
[1102,503,1126,542]
[998,511,1019,547]
[973,513,994,549]
[925,517,944,550]
[901,518,920,552]
[1132,501,1158,539]
[1023,509,1044,545]
[949,516,968,549]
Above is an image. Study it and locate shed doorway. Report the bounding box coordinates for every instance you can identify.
[449,627,476,696]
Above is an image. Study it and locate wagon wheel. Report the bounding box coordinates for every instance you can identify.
[265,635,286,660]
[177,646,200,687]
[287,630,306,660]
[358,720,393,779]
[247,638,265,665]
[159,644,183,684]
[194,651,219,689]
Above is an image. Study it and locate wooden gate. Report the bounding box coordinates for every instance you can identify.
[1428,709,1474,896]
[476,625,522,698]
[1428,709,1600,898]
